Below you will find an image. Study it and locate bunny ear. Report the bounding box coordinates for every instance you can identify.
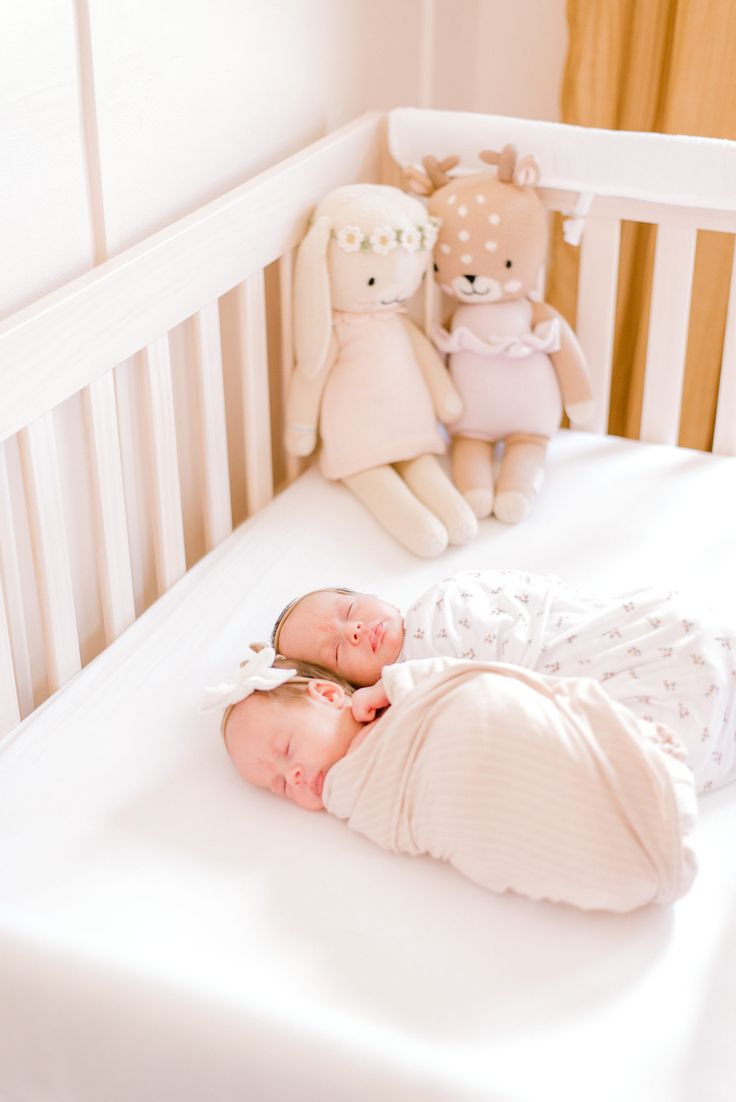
[401,165,434,197]
[513,154,541,188]
[294,215,333,381]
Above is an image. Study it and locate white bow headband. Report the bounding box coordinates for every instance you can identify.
[202,646,298,713]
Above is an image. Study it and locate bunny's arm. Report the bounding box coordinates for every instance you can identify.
[401,316,463,423]
[530,300,595,425]
[285,332,339,456]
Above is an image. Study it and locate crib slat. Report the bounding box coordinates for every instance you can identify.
[82,376,136,642]
[575,215,621,433]
[0,567,19,735]
[236,272,274,514]
[640,224,697,445]
[18,415,81,692]
[713,243,736,456]
[191,303,233,549]
[0,444,34,717]
[278,252,300,484]
[141,335,187,592]
[0,442,21,732]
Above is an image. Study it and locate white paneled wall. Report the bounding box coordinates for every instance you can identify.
[0,0,566,711]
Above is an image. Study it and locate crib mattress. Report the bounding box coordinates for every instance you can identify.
[1,430,735,1102]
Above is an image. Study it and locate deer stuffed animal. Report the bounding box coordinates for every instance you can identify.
[405,148,594,523]
[285,183,478,556]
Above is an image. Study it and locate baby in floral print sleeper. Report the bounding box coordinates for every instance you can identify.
[272,569,736,794]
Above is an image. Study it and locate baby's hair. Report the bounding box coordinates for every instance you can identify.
[271,587,356,653]
[220,650,354,742]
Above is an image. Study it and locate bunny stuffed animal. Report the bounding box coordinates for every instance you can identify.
[286,184,478,556]
[405,148,594,523]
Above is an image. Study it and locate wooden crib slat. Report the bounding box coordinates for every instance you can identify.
[278,252,300,484]
[141,335,187,593]
[0,441,22,732]
[17,415,81,693]
[236,273,274,514]
[0,567,20,735]
[0,444,34,718]
[191,303,233,549]
[713,243,736,457]
[640,224,697,445]
[82,376,136,642]
[575,215,621,434]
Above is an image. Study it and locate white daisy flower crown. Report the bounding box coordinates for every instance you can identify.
[333,218,440,255]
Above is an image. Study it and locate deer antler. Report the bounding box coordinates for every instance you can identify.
[423,154,460,189]
[479,145,517,183]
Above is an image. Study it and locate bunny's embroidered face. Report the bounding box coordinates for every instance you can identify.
[328,241,430,313]
[410,148,547,305]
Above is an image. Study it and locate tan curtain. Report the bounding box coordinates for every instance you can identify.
[547,0,736,450]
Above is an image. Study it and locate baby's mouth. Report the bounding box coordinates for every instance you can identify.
[310,771,324,798]
[369,622,384,653]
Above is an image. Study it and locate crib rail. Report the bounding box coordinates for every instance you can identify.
[0,113,383,732]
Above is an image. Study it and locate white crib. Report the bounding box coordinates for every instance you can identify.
[1,108,735,1102]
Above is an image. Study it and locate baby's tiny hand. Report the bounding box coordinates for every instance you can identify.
[351,680,389,723]
[351,687,378,723]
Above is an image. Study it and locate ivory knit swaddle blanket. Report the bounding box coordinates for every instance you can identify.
[401,570,736,793]
[323,657,697,912]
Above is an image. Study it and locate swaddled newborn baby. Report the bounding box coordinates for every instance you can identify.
[272,569,736,795]
[209,647,697,913]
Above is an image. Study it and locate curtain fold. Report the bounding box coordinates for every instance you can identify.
[548,0,736,450]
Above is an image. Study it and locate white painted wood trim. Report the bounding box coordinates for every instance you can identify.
[236,274,274,515]
[191,303,233,548]
[640,225,697,446]
[82,376,136,642]
[538,190,736,234]
[0,113,384,445]
[17,415,81,693]
[0,444,34,717]
[575,215,621,434]
[278,252,300,485]
[713,244,736,456]
[140,336,187,593]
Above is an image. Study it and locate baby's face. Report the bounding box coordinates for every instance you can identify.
[225,681,361,811]
[278,590,404,686]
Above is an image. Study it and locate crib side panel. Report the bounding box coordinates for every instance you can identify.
[0,113,383,730]
[536,189,736,453]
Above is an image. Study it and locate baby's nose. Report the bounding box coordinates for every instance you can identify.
[287,764,303,787]
[347,620,364,644]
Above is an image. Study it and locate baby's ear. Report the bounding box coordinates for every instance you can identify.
[513,155,541,188]
[307,679,345,707]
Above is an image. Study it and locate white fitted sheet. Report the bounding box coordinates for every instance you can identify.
[1,430,735,1102]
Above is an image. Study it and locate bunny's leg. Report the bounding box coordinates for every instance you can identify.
[450,435,495,519]
[494,433,548,524]
[342,465,449,557]
[395,454,478,545]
